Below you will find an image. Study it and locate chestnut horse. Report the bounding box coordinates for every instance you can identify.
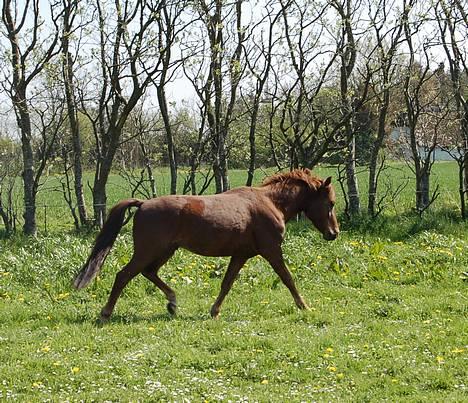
[74,169,339,321]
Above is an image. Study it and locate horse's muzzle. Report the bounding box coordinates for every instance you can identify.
[323,230,339,241]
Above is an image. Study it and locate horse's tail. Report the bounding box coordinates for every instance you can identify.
[73,198,143,289]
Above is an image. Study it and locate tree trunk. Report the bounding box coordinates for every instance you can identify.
[156,85,177,194]
[345,130,360,216]
[464,133,468,217]
[92,141,118,227]
[416,170,430,212]
[246,118,257,186]
[368,103,388,216]
[458,158,466,219]
[62,1,87,227]
[219,129,229,192]
[63,49,87,226]
[17,102,37,235]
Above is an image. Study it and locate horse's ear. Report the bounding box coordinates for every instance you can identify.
[322,176,332,188]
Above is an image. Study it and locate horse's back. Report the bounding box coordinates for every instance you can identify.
[132,190,262,257]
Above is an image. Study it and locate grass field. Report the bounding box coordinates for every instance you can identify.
[0,163,467,401]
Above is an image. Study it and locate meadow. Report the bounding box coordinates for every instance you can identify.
[0,163,467,401]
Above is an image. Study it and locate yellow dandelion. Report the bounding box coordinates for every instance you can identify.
[261,379,269,384]
[436,356,444,364]
[71,366,80,374]
[325,347,334,353]
[32,381,42,388]
[327,366,337,372]
[451,348,464,354]
[41,345,50,353]
[336,373,344,379]
[148,326,155,332]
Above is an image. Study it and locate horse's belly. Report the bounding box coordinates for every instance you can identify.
[178,227,254,257]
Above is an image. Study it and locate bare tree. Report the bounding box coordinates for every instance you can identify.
[366,0,406,217]
[78,0,176,226]
[183,0,246,193]
[272,0,343,170]
[151,0,191,195]
[1,0,63,235]
[435,0,468,218]
[401,2,442,213]
[331,0,361,216]
[61,0,89,226]
[116,103,162,199]
[0,135,21,233]
[242,0,282,186]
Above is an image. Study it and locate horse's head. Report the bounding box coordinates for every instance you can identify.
[304,176,340,241]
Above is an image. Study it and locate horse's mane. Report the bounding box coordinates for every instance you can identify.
[262,169,322,190]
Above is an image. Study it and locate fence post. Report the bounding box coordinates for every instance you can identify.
[44,205,47,235]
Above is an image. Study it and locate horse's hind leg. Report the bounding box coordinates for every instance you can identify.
[210,256,247,319]
[100,256,145,321]
[141,248,177,315]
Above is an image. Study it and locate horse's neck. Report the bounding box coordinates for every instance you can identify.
[265,184,306,222]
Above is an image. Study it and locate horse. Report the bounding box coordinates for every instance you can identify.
[74,169,339,321]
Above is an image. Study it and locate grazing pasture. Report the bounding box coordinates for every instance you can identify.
[0,163,467,401]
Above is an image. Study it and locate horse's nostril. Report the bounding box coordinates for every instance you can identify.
[324,231,337,241]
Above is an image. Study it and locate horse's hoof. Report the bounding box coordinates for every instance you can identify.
[167,302,177,316]
[97,315,110,326]
[210,307,220,319]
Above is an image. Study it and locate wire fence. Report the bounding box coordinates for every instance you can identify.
[2,186,464,235]
[1,163,465,234]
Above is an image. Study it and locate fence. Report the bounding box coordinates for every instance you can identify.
[2,190,464,235]
[0,163,465,234]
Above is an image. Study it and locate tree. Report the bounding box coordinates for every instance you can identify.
[435,0,468,218]
[183,0,246,193]
[61,0,89,226]
[242,0,281,186]
[1,0,63,235]
[152,0,191,195]
[271,0,343,171]
[78,0,177,226]
[0,135,21,233]
[331,0,361,216]
[366,0,406,217]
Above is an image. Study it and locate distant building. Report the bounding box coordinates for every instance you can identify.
[390,127,461,161]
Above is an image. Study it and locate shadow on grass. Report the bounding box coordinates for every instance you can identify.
[61,311,213,327]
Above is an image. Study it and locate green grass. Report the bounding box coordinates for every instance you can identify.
[0,224,467,401]
[1,162,467,400]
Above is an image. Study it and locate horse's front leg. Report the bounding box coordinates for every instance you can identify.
[262,247,308,310]
[210,256,248,318]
